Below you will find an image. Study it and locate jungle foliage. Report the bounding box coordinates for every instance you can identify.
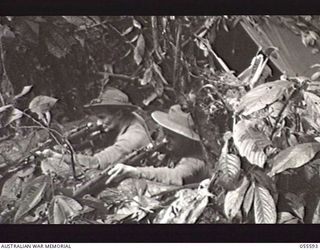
[1,16,320,224]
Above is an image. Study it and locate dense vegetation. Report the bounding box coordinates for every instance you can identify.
[1,16,320,224]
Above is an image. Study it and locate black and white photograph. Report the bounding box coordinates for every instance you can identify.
[1,15,320,227]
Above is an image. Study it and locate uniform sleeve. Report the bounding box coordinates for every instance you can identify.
[94,122,150,169]
[138,157,209,186]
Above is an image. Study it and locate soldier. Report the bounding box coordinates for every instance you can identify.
[105,104,210,186]
[42,87,151,170]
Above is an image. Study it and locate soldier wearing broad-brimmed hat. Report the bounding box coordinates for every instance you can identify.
[106,104,209,186]
[43,87,151,170]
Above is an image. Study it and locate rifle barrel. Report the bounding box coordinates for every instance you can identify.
[72,149,140,197]
[1,122,108,171]
[72,140,167,197]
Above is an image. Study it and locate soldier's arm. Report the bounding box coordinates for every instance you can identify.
[94,122,150,169]
[136,157,209,185]
[42,122,150,170]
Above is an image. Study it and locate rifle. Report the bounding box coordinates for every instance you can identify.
[72,139,168,198]
[65,122,112,151]
[0,121,111,173]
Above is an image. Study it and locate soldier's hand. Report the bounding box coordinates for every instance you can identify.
[105,163,139,186]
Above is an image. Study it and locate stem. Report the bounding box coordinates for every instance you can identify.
[22,112,78,179]
[195,111,214,161]
[98,72,138,82]
[152,62,169,85]
[151,16,162,61]
[195,35,233,75]
[22,112,62,146]
[181,17,215,48]
[64,141,79,180]
[173,23,182,90]
[49,173,55,198]
[0,37,7,76]
[0,36,7,106]
[270,87,300,140]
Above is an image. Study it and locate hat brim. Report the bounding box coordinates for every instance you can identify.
[84,103,137,111]
[151,111,200,141]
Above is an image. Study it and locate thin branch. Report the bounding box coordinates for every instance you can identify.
[181,20,211,48]
[97,72,138,82]
[0,37,7,76]
[0,37,7,106]
[195,35,234,75]
[152,62,169,85]
[64,141,79,180]
[191,108,214,163]
[269,86,301,140]
[173,23,182,89]
[21,112,62,146]
[21,112,79,179]
[49,173,55,198]
[151,16,162,61]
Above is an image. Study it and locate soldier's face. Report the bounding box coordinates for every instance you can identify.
[96,111,114,124]
[164,129,185,153]
[96,109,122,128]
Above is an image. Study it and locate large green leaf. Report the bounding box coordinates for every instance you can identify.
[1,174,24,199]
[284,193,305,220]
[29,95,58,114]
[254,185,277,224]
[133,34,145,65]
[233,120,272,167]
[224,177,249,220]
[236,80,293,116]
[115,195,161,223]
[217,153,241,190]
[14,85,33,100]
[14,176,49,223]
[48,195,83,224]
[302,115,320,132]
[303,91,320,124]
[3,108,23,127]
[239,54,268,87]
[154,189,209,224]
[304,91,320,112]
[277,212,300,224]
[312,198,320,223]
[242,181,255,216]
[0,104,12,113]
[140,67,153,86]
[40,157,72,177]
[0,24,15,39]
[2,167,36,201]
[268,143,320,177]
[44,25,77,58]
